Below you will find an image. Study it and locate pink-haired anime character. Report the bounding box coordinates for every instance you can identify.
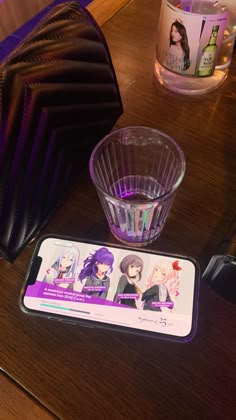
[141,260,182,311]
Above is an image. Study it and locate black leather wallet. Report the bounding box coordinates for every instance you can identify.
[0,1,123,261]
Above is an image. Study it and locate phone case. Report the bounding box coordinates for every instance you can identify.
[20,234,200,343]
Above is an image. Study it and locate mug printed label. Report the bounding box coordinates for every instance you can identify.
[156,0,228,77]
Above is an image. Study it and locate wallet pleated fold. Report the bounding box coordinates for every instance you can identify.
[0,0,123,261]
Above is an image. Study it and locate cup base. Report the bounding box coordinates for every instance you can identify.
[154,60,228,95]
[110,229,161,248]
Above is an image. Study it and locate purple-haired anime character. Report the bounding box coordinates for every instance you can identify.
[79,247,114,299]
[43,246,79,288]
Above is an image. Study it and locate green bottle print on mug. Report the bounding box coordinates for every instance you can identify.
[198,25,219,77]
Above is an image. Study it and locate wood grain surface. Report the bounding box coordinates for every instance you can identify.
[0,0,130,40]
[87,0,131,26]
[0,371,56,419]
[0,0,236,419]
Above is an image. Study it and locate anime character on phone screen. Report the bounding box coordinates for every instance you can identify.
[43,246,79,289]
[79,247,114,299]
[142,260,182,311]
[113,254,144,308]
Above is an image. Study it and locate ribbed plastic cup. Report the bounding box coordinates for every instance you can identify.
[89,126,186,246]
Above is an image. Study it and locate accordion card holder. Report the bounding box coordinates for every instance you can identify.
[0,0,123,261]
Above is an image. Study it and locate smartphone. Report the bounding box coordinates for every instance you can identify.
[20,235,200,342]
[202,254,236,304]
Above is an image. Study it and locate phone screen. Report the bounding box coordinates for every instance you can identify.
[21,237,199,340]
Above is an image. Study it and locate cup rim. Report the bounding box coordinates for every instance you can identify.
[89,126,186,204]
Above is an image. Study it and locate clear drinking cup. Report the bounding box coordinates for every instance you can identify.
[89,126,186,246]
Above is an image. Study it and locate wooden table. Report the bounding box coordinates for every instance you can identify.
[1,0,236,418]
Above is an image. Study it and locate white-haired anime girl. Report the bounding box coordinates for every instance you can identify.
[43,246,79,288]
